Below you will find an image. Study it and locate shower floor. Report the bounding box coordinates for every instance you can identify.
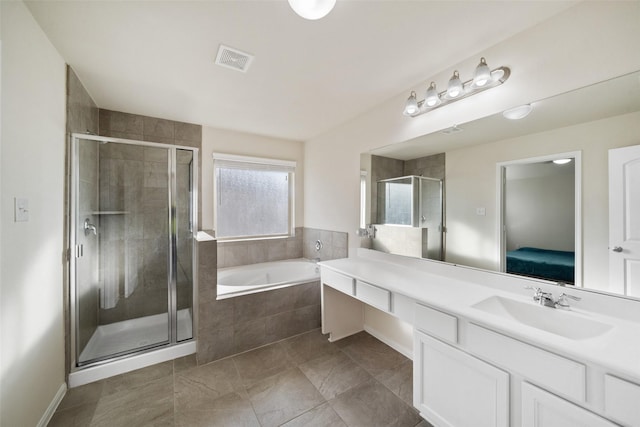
[79,309,192,364]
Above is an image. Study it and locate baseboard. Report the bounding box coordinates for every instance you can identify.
[37,382,67,427]
[364,325,413,360]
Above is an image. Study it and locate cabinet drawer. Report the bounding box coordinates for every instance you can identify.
[355,280,391,312]
[522,382,617,427]
[321,268,354,295]
[467,324,585,402]
[414,303,458,344]
[604,374,640,426]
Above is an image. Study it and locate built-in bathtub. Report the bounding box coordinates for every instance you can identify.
[217,258,320,298]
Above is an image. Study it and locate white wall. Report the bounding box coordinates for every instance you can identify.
[0,2,67,426]
[304,2,640,351]
[505,166,575,252]
[201,126,304,232]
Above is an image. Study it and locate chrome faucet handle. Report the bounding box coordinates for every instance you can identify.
[555,293,581,310]
[524,286,543,300]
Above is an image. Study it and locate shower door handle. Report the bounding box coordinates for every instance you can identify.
[84,218,97,236]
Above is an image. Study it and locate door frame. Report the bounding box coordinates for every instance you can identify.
[496,151,582,286]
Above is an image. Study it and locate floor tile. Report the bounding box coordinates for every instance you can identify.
[101,360,173,397]
[329,378,421,427]
[281,402,347,427]
[48,402,97,427]
[56,380,104,411]
[299,351,371,400]
[232,342,295,387]
[90,376,174,427]
[175,391,260,427]
[175,357,245,411]
[341,333,408,377]
[376,359,414,406]
[247,368,325,427]
[280,329,340,365]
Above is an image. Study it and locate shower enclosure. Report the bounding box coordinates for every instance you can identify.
[69,134,197,372]
[377,175,444,260]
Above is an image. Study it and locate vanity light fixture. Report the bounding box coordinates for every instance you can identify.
[503,104,533,120]
[553,158,573,165]
[288,0,336,20]
[403,91,420,116]
[403,57,510,118]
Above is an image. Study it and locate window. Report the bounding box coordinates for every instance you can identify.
[213,153,295,240]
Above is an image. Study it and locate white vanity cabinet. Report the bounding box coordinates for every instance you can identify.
[320,258,640,427]
[414,331,509,427]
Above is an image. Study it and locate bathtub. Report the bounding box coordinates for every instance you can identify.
[217,258,321,299]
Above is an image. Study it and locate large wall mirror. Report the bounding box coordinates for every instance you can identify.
[360,70,640,300]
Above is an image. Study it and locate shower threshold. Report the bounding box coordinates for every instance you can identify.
[79,308,192,364]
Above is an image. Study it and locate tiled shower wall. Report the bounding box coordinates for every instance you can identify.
[97,110,201,324]
[197,228,347,364]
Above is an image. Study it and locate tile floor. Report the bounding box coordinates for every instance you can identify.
[49,330,434,427]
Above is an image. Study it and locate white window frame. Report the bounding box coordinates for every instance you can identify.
[213,153,296,241]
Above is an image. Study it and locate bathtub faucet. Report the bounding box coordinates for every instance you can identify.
[311,257,321,264]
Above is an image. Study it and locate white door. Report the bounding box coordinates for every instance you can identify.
[522,382,617,427]
[609,144,640,297]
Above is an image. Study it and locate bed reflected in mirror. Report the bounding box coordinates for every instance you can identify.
[500,155,578,284]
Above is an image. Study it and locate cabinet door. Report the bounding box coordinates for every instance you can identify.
[522,382,617,427]
[414,331,509,427]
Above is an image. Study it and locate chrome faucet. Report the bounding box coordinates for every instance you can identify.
[527,287,556,307]
[525,286,581,309]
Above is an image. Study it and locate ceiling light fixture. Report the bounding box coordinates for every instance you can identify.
[553,158,572,165]
[288,0,336,20]
[502,104,533,120]
[403,57,510,118]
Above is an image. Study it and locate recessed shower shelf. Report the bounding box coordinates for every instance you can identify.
[88,211,129,215]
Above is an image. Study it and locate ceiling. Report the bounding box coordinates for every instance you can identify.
[26,1,576,142]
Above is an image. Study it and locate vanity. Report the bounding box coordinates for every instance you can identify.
[320,249,640,427]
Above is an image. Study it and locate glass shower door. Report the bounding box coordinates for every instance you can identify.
[73,138,172,365]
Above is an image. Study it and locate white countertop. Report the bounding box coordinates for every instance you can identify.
[320,250,640,382]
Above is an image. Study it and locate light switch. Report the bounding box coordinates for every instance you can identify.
[15,197,29,222]
[476,207,486,216]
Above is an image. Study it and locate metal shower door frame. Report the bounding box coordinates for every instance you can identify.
[68,133,199,371]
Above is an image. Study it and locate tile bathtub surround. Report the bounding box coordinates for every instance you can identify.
[217,227,304,269]
[216,227,347,268]
[197,238,321,365]
[302,228,348,261]
[49,330,432,427]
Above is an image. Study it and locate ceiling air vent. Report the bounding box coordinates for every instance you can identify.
[215,45,254,73]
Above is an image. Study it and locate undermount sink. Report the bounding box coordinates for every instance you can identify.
[471,295,613,340]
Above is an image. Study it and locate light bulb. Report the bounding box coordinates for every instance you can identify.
[473,57,491,87]
[288,0,336,20]
[447,71,463,98]
[403,91,419,116]
[553,158,572,165]
[425,82,440,107]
